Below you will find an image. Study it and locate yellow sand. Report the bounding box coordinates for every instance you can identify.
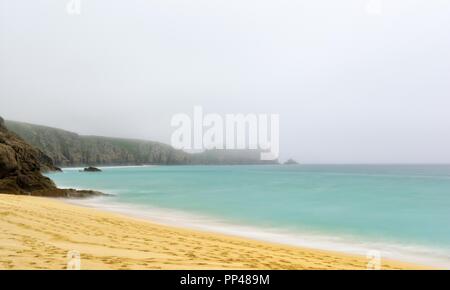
[0,194,424,270]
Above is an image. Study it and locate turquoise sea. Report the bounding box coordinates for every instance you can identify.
[47,165,450,267]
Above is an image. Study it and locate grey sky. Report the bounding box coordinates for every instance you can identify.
[1,0,450,163]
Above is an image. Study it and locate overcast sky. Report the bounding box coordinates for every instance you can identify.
[1,0,450,163]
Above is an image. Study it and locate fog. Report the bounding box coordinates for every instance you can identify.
[1,0,450,163]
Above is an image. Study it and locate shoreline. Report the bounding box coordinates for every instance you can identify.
[66,195,449,269]
[49,165,450,269]
[0,194,428,270]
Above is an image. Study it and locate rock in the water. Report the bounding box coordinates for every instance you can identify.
[0,116,101,197]
[284,158,299,165]
[83,166,102,172]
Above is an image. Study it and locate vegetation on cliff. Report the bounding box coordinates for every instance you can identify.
[5,120,190,166]
[5,120,277,167]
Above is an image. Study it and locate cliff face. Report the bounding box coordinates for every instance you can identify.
[0,117,100,197]
[5,121,191,167]
[6,120,277,167]
[0,116,57,194]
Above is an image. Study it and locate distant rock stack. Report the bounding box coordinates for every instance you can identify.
[82,166,102,172]
[284,158,299,165]
[0,116,101,197]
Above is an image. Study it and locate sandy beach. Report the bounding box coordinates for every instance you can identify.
[0,194,424,270]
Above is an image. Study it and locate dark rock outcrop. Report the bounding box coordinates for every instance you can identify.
[284,158,299,165]
[37,188,104,198]
[82,166,102,172]
[0,116,102,197]
[1,116,56,194]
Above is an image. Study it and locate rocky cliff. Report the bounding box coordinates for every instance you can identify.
[5,120,191,166]
[0,117,101,197]
[5,120,277,167]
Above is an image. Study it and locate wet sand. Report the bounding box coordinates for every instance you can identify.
[0,194,424,270]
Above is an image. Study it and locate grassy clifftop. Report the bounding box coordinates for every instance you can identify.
[5,120,276,167]
[5,120,190,167]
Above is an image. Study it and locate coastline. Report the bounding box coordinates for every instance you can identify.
[66,196,450,269]
[0,194,426,270]
[48,165,450,269]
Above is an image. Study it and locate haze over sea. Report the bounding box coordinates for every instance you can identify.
[47,165,450,268]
